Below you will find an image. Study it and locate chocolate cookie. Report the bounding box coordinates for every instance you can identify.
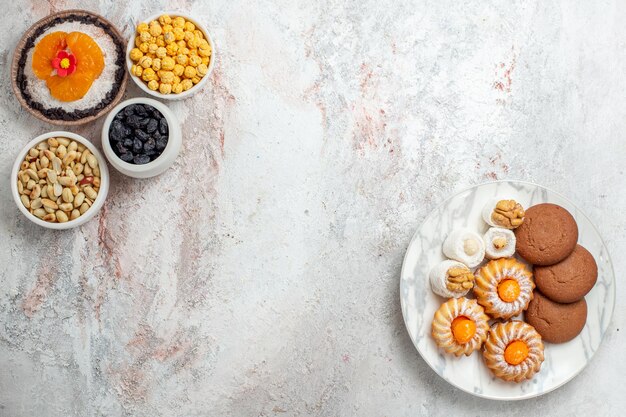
[514,203,578,266]
[525,291,587,343]
[534,245,597,303]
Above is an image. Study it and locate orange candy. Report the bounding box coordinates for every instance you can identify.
[451,316,476,344]
[497,279,520,302]
[31,31,104,102]
[32,31,67,79]
[504,340,529,365]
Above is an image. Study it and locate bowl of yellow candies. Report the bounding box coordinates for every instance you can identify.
[126,12,215,100]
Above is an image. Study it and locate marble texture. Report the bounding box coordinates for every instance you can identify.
[401,181,615,400]
[0,0,625,416]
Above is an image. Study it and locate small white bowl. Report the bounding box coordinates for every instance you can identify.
[126,12,216,100]
[11,131,110,230]
[101,97,182,178]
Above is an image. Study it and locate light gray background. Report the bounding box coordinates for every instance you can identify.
[0,0,624,416]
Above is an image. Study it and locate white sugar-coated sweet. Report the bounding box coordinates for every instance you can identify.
[481,197,502,227]
[429,259,470,298]
[483,227,516,259]
[442,228,485,268]
[23,21,121,111]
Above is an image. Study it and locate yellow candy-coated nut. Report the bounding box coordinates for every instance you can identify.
[183,66,196,78]
[147,79,159,90]
[189,55,202,67]
[198,47,211,58]
[201,56,210,66]
[148,20,163,36]
[172,63,184,76]
[184,21,195,32]
[139,31,151,42]
[191,76,201,84]
[172,83,183,94]
[165,43,178,56]
[159,83,172,94]
[139,56,153,69]
[164,32,176,44]
[148,43,159,54]
[177,40,186,49]
[139,42,149,53]
[158,70,175,84]
[162,57,176,71]
[186,37,199,49]
[194,29,204,39]
[172,16,185,28]
[131,64,143,77]
[158,14,172,25]
[129,48,143,61]
[156,36,165,47]
[155,46,167,59]
[176,54,189,66]
[150,36,157,44]
[181,79,193,91]
[137,23,149,33]
[135,36,142,47]
[142,67,157,81]
[184,31,195,43]
[179,47,190,56]
[189,48,198,57]
[162,24,173,33]
[196,63,208,77]
[173,27,185,40]
[151,58,162,71]
[198,39,210,49]
[150,24,163,37]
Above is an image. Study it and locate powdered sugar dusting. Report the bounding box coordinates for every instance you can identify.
[23,21,121,111]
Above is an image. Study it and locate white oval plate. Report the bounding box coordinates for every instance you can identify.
[400,180,615,400]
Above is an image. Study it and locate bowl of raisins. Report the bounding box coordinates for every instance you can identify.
[102,97,181,178]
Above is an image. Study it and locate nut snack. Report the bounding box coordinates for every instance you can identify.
[129,14,212,94]
[482,198,525,229]
[429,260,475,298]
[16,137,101,223]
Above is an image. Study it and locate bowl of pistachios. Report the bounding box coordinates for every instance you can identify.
[11,131,109,229]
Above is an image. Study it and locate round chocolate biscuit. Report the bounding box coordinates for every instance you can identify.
[514,203,578,266]
[534,244,597,303]
[525,291,587,343]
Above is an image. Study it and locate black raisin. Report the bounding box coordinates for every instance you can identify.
[133,138,143,153]
[123,138,134,148]
[135,105,148,117]
[146,118,158,133]
[123,105,135,117]
[159,118,168,135]
[144,138,156,153]
[126,115,141,128]
[115,143,128,155]
[156,137,168,151]
[120,152,134,163]
[134,154,151,164]
[135,129,150,142]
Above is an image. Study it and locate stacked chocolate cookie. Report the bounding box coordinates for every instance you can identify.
[515,204,598,343]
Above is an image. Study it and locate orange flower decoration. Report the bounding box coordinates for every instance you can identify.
[32,31,104,102]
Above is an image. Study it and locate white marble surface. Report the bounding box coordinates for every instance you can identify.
[0,0,625,416]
